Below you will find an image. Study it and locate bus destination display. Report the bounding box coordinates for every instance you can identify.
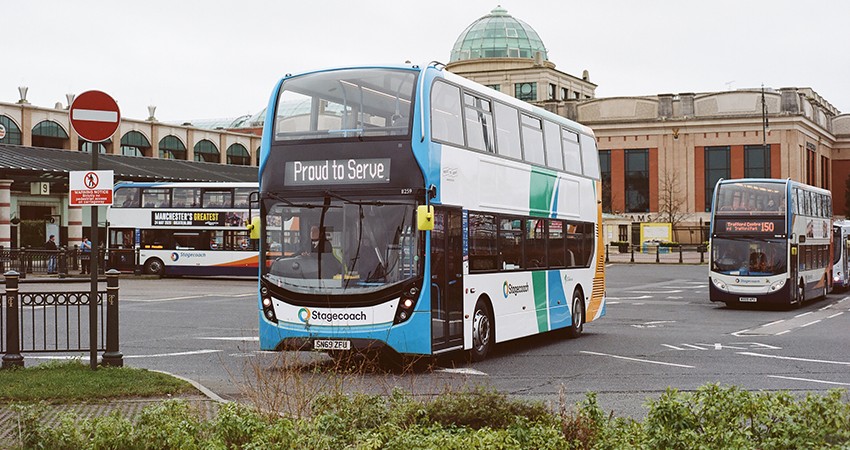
[716,218,785,235]
[285,158,391,186]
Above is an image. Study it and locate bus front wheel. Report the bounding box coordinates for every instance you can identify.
[565,290,585,339]
[470,300,493,362]
[144,258,164,277]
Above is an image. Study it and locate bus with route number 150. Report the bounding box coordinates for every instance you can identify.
[255,63,606,361]
[709,178,832,307]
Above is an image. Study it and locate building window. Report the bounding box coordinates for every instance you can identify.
[226,143,251,165]
[625,149,649,213]
[0,115,22,145]
[705,146,730,212]
[744,144,770,178]
[159,135,187,160]
[821,155,830,189]
[806,142,816,185]
[561,88,569,101]
[600,150,611,213]
[548,83,557,100]
[79,142,106,153]
[485,84,500,92]
[121,131,151,157]
[515,82,536,102]
[194,140,220,163]
[574,91,581,100]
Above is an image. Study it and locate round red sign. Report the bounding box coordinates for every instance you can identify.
[69,90,121,142]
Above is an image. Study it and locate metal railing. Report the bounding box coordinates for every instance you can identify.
[604,243,708,264]
[0,246,139,278]
[1,270,123,368]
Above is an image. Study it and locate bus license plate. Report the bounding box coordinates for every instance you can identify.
[739,297,757,303]
[314,339,351,351]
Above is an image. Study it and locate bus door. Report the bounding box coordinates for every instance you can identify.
[431,207,464,352]
[108,228,137,272]
[790,244,800,301]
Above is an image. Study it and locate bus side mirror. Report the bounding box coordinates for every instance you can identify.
[417,205,434,231]
[247,216,261,240]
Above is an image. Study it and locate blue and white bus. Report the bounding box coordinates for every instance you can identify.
[109,182,259,276]
[832,219,850,291]
[709,178,832,307]
[257,63,606,361]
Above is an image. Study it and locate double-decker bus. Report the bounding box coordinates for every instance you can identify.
[108,182,258,276]
[832,219,850,291]
[256,63,606,361]
[709,178,832,307]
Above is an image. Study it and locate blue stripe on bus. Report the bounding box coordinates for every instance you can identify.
[547,271,570,329]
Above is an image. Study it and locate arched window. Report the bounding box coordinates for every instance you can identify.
[194,139,220,163]
[32,120,69,149]
[226,143,250,165]
[79,141,107,153]
[121,131,152,157]
[159,135,187,160]
[0,115,23,145]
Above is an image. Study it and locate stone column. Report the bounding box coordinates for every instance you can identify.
[0,180,12,248]
[68,205,83,249]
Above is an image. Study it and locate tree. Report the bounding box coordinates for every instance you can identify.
[653,168,690,240]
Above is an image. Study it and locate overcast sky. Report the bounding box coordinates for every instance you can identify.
[5,1,848,122]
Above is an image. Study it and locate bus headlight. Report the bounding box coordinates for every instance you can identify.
[769,279,786,292]
[711,277,728,292]
[394,287,419,325]
[834,272,841,282]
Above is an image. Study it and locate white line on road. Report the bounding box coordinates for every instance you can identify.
[662,344,685,350]
[794,311,813,318]
[768,375,850,387]
[680,344,707,350]
[761,319,785,327]
[435,367,488,376]
[738,352,850,366]
[580,351,694,368]
[197,337,260,342]
[799,319,822,328]
[775,330,791,335]
[27,349,221,360]
[605,295,652,300]
[827,312,844,319]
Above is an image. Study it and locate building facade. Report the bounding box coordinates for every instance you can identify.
[448,7,850,244]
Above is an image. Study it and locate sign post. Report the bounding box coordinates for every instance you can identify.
[69,90,120,370]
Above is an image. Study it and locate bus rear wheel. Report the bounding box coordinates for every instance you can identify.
[565,290,585,339]
[470,300,493,362]
[144,258,164,277]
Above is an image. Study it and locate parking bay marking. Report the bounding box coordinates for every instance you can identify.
[739,352,850,366]
[581,351,694,368]
[663,342,781,351]
[768,375,850,387]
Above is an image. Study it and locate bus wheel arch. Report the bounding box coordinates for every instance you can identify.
[566,287,585,339]
[469,295,494,362]
[144,258,165,277]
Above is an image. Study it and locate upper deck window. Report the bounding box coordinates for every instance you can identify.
[714,182,786,215]
[275,69,416,141]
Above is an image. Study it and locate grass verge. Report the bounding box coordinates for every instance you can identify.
[0,360,196,402]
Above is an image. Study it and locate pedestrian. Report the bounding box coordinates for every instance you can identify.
[80,236,91,274]
[44,234,58,274]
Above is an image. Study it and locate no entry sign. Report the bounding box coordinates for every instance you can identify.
[69,90,121,142]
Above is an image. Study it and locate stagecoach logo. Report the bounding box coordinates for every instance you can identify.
[503,281,530,298]
[298,307,311,323]
[171,252,179,262]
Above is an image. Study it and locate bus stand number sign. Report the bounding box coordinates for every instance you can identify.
[717,218,785,235]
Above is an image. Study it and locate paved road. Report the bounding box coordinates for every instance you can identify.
[21,266,850,418]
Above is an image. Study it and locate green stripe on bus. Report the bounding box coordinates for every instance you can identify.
[529,167,556,218]
[532,271,548,333]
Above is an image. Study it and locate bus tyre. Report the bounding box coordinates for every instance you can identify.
[144,258,164,277]
[566,290,584,339]
[470,300,493,362]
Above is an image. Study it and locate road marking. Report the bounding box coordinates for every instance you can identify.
[605,295,652,300]
[738,352,850,366]
[662,344,685,350]
[799,319,821,328]
[436,367,488,376]
[197,336,260,342]
[776,330,791,335]
[827,312,844,319]
[27,349,221,360]
[667,296,683,299]
[630,290,683,294]
[818,305,833,311]
[607,301,620,305]
[761,319,785,327]
[681,344,708,350]
[581,351,694,368]
[731,329,752,337]
[768,375,850,387]
[794,311,813,318]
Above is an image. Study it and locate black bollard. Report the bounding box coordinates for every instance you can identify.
[102,270,123,367]
[2,271,24,368]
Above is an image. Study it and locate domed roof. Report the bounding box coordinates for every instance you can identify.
[450,6,548,63]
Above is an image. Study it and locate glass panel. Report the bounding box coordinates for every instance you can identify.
[430,81,464,146]
[500,217,523,270]
[543,121,562,170]
[234,188,253,208]
[275,68,416,141]
[562,130,581,173]
[114,187,140,208]
[493,102,521,159]
[141,188,170,208]
[580,133,600,179]
[625,149,649,213]
[172,188,201,208]
[469,213,498,272]
[711,237,787,276]
[525,218,546,268]
[521,115,545,165]
[548,220,565,268]
[714,181,786,214]
[203,190,233,208]
[464,95,494,152]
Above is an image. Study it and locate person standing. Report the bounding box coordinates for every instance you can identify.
[80,236,91,274]
[44,235,58,274]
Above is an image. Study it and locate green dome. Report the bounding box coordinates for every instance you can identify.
[450,6,548,62]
